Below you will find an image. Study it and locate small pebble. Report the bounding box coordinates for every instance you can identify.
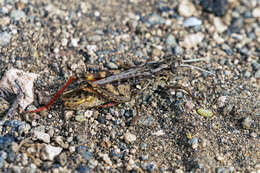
[252,7,260,18]
[98,153,112,165]
[10,10,26,21]
[140,143,147,150]
[244,70,251,78]
[166,34,176,47]
[61,38,68,46]
[41,144,62,161]
[173,45,184,55]
[106,62,118,69]
[0,32,11,46]
[142,162,157,172]
[126,159,137,171]
[47,114,52,119]
[0,17,10,27]
[197,108,214,118]
[86,45,97,52]
[84,110,93,118]
[141,154,149,160]
[147,13,165,25]
[178,0,196,17]
[71,38,79,47]
[54,136,69,149]
[200,0,229,16]
[213,33,225,44]
[21,153,28,166]
[88,35,102,42]
[255,69,260,78]
[124,132,136,143]
[88,159,98,169]
[32,130,50,143]
[152,48,163,57]
[175,169,184,173]
[183,17,202,27]
[215,154,225,162]
[213,17,227,33]
[181,33,204,49]
[217,96,227,108]
[82,151,93,161]
[185,101,194,110]
[75,114,87,122]
[152,130,165,136]
[241,117,253,129]
[189,137,199,149]
[11,142,19,153]
[216,166,235,173]
[10,165,21,173]
[250,132,257,138]
[77,165,90,173]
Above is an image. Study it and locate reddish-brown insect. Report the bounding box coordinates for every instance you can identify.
[28,57,213,124]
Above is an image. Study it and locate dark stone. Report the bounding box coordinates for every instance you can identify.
[200,0,229,16]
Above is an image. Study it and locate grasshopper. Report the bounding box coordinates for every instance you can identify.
[28,56,214,124]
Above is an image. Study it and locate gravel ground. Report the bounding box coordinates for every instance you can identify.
[0,0,259,172]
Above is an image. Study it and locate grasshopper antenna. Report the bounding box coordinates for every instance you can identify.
[180,64,215,76]
[180,58,215,76]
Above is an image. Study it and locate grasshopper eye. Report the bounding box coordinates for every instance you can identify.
[170,60,182,74]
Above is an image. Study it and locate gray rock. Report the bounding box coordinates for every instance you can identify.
[147,13,165,25]
[255,69,260,78]
[166,34,176,47]
[244,70,251,78]
[10,10,26,21]
[0,32,11,46]
[173,45,184,55]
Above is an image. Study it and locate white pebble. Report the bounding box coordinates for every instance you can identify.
[216,154,225,162]
[217,96,227,108]
[181,32,204,49]
[71,38,79,47]
[32,130,50,143]
[98,153,112,165]
[124,132,136,143]
[213,17,227,33]
[88,159,98,169]
[47,114,53,118]
[252,7,260,18]
[84,110,93,118]
[41,144,62,161]
[178,0,196,17]
[61,38,68,46]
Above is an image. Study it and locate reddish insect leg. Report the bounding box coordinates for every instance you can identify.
[27,76,76,113]
[97,102,119,108]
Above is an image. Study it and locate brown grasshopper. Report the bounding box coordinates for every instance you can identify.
[28,56,214,124]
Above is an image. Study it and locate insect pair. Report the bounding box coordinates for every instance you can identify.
[28,56,214,124]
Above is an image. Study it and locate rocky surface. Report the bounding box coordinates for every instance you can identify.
[0,0,259,172]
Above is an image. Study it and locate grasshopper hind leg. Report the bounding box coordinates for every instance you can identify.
[61,88,107,110]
